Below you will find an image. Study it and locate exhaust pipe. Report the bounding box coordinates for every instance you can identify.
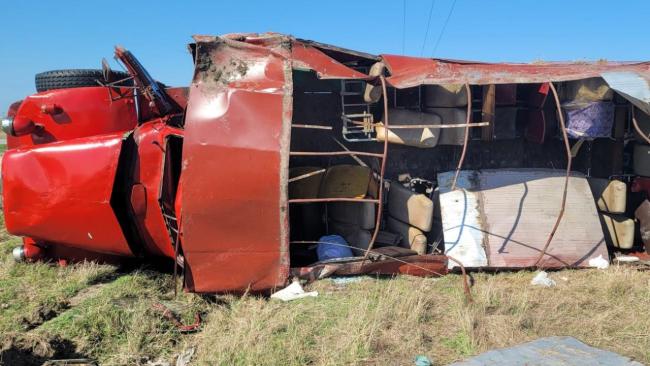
[12,246,25,262]
[12,243,44,262]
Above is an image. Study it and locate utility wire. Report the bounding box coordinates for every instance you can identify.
[431,0,458,57]
[402,0,406,54]
[419,0,436,56]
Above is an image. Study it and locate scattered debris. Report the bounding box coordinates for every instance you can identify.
[449,336,643,365]
[530,271,556,287]
[330,276,366,286]
[152,303,201,333]
[176,347,195,366]
[146,360,170,366]
[414,355,432,366]
[589,254,610,269]
[43,359,97,366]
[613,254,640,263]
[270,281,318,302]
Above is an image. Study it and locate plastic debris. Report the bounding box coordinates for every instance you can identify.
[331,276,366,285]
[414,355,432,366]
[270,280,318,302]
[530,271,556,287]
[449,336,643,365]
[176,347,195,366]
[613,255,640,263]
[588,254,610,269]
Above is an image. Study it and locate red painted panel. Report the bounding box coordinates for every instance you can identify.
[131,121,183,258]
[2,133,133,256]
[181,37,291,293]
[7,87,137,149]
[291,41,369,80]
[381,54,650,88]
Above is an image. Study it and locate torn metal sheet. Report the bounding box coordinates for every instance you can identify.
[291,254,447,282]
[291,41,370,80]
[381,54,650,88]
[438,169,607,269]
[181,35,292,293]
[601,71,650,115]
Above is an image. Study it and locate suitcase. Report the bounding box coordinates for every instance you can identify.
[387,181,434,232]
[588,178,627,214]
[635,200,650,251]
[634,143,650,177]
[423,84,467,108]
[376,109,441,148]
[425,107,468,145]
[560,77,613,103]
[386,216,427,255]
[634,107,650,143]
[319,165,372,198]
[328,201,376,230]
[600,213,635,249]
[493,107,518,139]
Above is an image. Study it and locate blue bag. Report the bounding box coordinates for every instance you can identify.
[317,235,354,261]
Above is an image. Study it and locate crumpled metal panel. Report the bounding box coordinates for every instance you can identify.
[130,121,183,259]
[181,35,292,293]
[193,33,369,81]
[291,41,370,80]
[601,71,650,115]
[381,54,650,88]
[3,133,132,256]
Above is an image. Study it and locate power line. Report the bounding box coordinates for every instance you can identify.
[431,0,458,57]
[402,0,406,54]
[419,0,436,56]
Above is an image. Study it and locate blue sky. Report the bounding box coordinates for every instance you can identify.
[1,0,649,111]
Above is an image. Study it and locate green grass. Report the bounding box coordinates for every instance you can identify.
[1,211,650,365]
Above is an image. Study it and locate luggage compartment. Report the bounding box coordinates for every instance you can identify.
[288,69,649,270]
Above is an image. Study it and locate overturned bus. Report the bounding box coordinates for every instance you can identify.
[2,33,650,293]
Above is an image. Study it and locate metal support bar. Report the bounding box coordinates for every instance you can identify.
[362,75,390,260]
[348,120,489,129]
[292,124,333,130]
[289,151,385,158]
[534,82,572,268]
[288,198,380,204]
[288,169,327,183]
[451,84,473,191]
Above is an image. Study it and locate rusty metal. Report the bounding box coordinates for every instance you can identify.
[290,240,442,276]
[381,55,650,88]
[291,124,333,130]
[451,83,472,191]
[384,122,489,129]
[152,302,201,333]
[348,119,489,129]
[632,108,650,145]
[287,168,327,183]
[288,198,380,204]
[535,83,572,268]
[362,75,390,259]
[289,151,385,158]
[445,254,473,303]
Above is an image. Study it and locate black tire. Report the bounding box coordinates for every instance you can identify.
[35,69,132,92]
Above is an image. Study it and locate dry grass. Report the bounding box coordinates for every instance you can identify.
[190,268,650,365]
[1,209,649,365]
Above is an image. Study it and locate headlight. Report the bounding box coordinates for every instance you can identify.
[1,117,14,135]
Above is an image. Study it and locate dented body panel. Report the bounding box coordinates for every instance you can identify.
[3,133,132,256]
[181,35,292,292]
